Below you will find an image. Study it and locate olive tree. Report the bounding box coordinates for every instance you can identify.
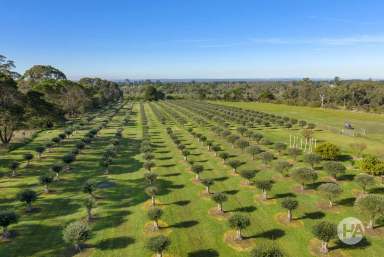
[144,161,155,172]
[8,161,20,177]
[0,210,18,239]
[259,152,274,165]
[62,153,75,171]
[281,197,298,222]
[144,172,158,185]
[51,163,63,180]
[219,152,230,163]
[39,173,54,193]
[191,164,204,181]
[182,149,190,160]
[323,161,346,180]
[23,153,33,167]
[355,194,384,229]
[63,220,91,252]
[236,139,249,152]
[239,169,256,185]
[84,197,97,221]
[303,153,321,168]
[312,221,337,254]
[146,235,171,257]
[292,168,318,191]
[250,244,284,257]
[17,189,37,212]
[273,160,292,177]
[274,142,287,154]
[228,214,250,240]
[146,186,159,206]
[246,146,261,160]
[35,146,46,159]
[318,183,343,208]
[201,178,214,194]
[255,180,273,200]
[354,173,375,193]
[287,148,302,161]
[212,192,228,213]
[82,179,96,198]
[147,207,163,231]
[228,160,242,174]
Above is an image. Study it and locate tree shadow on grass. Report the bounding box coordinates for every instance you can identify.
[169,220,199,229]
[223,189,239,195]
[188,249,219,257]
[246,228,285,240]
[230,205,257,213]
[337,197,356,207]
[271,192,296,199]
[96,236,135,250]
[330,238,370,251]
[369,187,384,194]
[338,174,355,181]
[214,176,228,182]
[163,172,181,177]
[298,211,325,220]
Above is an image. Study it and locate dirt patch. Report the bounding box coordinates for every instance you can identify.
[365,227,384,237]
[239,180,254,189]
[224,230,255,251]
[208,207,230,220]
[275,212,304,228]
[142,200,163,210]
[143,221,171,237]
[292,185,316,194]
[254,195,277,205]
[199,190,211,198]
[308,238,349,257]
[316,201,341,214]
[191,178,201,185]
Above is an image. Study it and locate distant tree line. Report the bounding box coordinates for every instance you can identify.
[0,55,122,145]
[122,77,384,112]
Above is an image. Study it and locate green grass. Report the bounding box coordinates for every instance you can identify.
[211,101,384,158]
[0,100,383,257]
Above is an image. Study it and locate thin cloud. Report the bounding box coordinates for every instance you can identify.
[308,15,381,25]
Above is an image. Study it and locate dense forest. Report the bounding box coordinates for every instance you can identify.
[123,78,384,112]
[0,55,122,145]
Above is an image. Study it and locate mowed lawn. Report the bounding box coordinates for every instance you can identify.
[1,100,383,257]
[211,101,384,157]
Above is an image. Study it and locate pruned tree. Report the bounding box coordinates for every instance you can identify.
[273,160,292,177]
[219,152,230,163]
[312,221,337,254]
[146,235,171,257]
[259,152,274,165]
[227,160,242,174]
[212,192,228,213]
[281,197,298,222]
[39,173,54,193]
[0,210,18,239]
[8,161,20,177]
[51,163,63,180]
[303,153,321,168]
[84,197,97,222]
[63,220,91,252]
[246,145,261,160]
[144,172,158,185]
[239,169,256,185]
[147,207,163,231]
[354,173,375,193]
[17,189,37,212]
[318,183,343,208]
[23,153,34,167]
[292,168,318,191]
[144,161,156,172]
[146,186,159,206]
[323,161,346,180]
[201,178,214,194]
[355,194,384,229]
[228,214,250,241]
[255,180,273,200]
[191,164,204,181]
[287,148,302,161]
[250,243,284,257]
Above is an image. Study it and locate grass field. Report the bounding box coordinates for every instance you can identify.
[211,101,384,158]
[0,100,383,257]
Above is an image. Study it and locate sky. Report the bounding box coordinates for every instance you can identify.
[2,0,384,80]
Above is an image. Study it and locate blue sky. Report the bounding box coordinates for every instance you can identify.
[2,0,384,79]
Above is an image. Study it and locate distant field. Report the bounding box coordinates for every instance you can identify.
[211,101,384,157]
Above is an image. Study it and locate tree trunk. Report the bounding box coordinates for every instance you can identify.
[196,174,199,181]
[320,241,328,254]
[301,184,304,192]
[262,190,267,200]
[154,220,159,230]
[206,186,210,194]
[44,184,49,193]
[152,196,155,206]
[329,200,333,208]
[56,172,60,180]
[104,168,109,174]
[236,229,242,240]
[87,209,92,222]
[2,226,10,239]
[12,169,16,177]
[367,218,374,229]
[218,203,223,213]
[27,202,32,212]
[287,210,292,222]
[75,243,81,252]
